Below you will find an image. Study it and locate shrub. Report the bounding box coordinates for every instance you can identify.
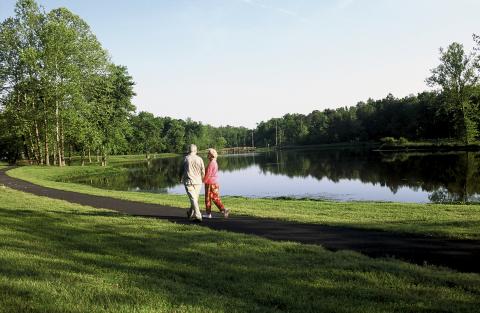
[380,137,397,145]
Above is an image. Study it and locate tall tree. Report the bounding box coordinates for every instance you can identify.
[0,0,45,164]
[42,7,109,166]
[91,64,135,166]
[426,42,479,144]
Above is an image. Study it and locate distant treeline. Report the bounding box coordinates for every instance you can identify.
[255,38,480,147]
[1,0,480,165]
[254,89,480,147]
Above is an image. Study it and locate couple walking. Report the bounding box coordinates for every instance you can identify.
[182,144,229,222]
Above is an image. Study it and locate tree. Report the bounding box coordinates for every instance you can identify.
[91,64,136,166]
[42,6,109,166]
[130,112,164,158]
[426,42,479,144]
[0,0,114,165]
[163,118,185,153]
[0,0,46,164]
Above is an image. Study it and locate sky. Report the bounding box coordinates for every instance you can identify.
[1,0,479,128]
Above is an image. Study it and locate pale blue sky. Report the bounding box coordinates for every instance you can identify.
[1,0,479,127]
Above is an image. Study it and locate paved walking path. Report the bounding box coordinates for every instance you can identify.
[1,167,479,273]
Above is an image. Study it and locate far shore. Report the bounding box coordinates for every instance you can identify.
[3,140,480,167]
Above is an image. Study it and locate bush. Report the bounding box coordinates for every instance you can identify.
[398,137,409,145]
[380,137,397,145]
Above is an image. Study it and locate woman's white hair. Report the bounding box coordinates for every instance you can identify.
[207,148,218,159]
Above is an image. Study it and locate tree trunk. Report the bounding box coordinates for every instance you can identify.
[33,117,44,165]
[27,130,39,164]
[55,100,62,166]
[43,100,50,166]
[44,134,49,166]
[21,135,30,163]
[31,95,43,165]
[88,148,92,163]
[53,143,57,166]
[60,118,65,166]
[81,149,85,166]
[26,93,42,165]
[101,146,107,166]
[68,144,72,166]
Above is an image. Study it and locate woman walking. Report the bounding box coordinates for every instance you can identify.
[203,148,229,218]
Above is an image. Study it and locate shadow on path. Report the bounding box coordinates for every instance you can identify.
[1,167,479,273]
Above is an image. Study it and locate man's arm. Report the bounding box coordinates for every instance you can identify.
[200,158,205,179]
[180,157,187,183]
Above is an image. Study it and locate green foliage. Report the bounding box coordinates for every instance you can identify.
[123,114,251,155]
[398,137,409,145]
[380,137,397,145]
[427,42,479,144]
[0,0,135,166]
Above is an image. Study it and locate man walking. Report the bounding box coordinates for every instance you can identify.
[182,144,205,222]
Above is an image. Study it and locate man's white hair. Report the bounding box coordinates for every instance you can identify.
[188,144,197,154]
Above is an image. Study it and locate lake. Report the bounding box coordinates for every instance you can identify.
[69,148,480,203]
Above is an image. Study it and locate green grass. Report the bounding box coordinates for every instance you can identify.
[0,186,479,313]
[7,165,480,240]
[65,153,180,166]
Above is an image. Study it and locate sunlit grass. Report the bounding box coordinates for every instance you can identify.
[0,186,479,313]
[7,166,480,240]
[65,153,180,166]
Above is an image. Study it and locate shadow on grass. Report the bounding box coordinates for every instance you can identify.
[0,207,480,313]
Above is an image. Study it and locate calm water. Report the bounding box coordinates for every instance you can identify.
[69,148,480,203]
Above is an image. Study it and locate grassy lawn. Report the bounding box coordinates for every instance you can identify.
[0,186,479,313]
[7,165,480,240]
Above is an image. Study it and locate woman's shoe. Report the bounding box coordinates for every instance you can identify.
[223,208,230,218]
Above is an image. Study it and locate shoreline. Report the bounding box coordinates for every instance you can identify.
[5,164,480,240]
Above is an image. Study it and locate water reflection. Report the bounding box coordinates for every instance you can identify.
[69,149,480,203]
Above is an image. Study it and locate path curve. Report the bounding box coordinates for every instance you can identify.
[1,167,479,273]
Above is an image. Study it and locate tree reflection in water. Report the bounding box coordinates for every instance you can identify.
[70,149,480,203]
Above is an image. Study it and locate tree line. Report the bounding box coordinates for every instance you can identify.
[254,39,480,147]
[0,0,251,164]
[127,113,250,159]
[1,0,480,166]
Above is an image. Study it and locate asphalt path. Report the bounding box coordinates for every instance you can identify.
[1,166,479,273]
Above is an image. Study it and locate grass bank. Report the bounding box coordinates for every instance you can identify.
[0,186,479,313]
[65,153,180,166]
[377,138,480,152]
[7,165,480,240]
